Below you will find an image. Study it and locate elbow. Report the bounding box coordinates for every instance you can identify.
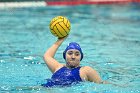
[43,53,49,60]
[43,53,52,60]
[95,80,109,84]
[93,80,102,84]
[100,81,110,84]
[43,54,50,64]
[43,54,46,60]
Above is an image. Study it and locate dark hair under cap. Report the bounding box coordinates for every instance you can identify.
[63,42,83,61]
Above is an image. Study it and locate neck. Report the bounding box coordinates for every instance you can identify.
[65,64,79,69]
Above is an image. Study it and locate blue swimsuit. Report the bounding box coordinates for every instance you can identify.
[41,66,82,87]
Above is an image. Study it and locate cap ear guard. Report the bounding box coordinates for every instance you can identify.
[63,51,66,60]
[80,52,83,61]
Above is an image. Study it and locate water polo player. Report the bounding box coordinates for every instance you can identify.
[42,37,107,87]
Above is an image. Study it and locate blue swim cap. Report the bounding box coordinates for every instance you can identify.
[63,42,83,61]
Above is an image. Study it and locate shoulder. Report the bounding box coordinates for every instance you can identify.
[80,66,98,74]
[80,66,96,81]
[80,66,102,83]
[54,64,65,73]
[81,66,94,70]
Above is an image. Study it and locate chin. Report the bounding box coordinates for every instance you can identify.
[66,63,76,68]
[69,65,77,68]
[69,64,79,68]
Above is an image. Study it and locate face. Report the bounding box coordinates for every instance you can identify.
[65,49,81,68]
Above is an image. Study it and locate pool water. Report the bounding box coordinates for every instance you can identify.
[0,3,140,93]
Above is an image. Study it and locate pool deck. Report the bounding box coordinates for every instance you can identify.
[0,1,46,8]
[0,0,139,8]
[46,0,140,5]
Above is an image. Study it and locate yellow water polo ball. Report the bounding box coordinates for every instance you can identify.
[49,16,71,38]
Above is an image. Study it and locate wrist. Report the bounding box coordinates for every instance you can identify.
[55,39,64,46]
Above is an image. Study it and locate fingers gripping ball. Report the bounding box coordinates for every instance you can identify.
[49,16,71,38]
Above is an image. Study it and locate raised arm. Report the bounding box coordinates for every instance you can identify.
[43,37,66,73]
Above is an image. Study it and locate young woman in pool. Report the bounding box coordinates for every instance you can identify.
[42,37,107,87]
